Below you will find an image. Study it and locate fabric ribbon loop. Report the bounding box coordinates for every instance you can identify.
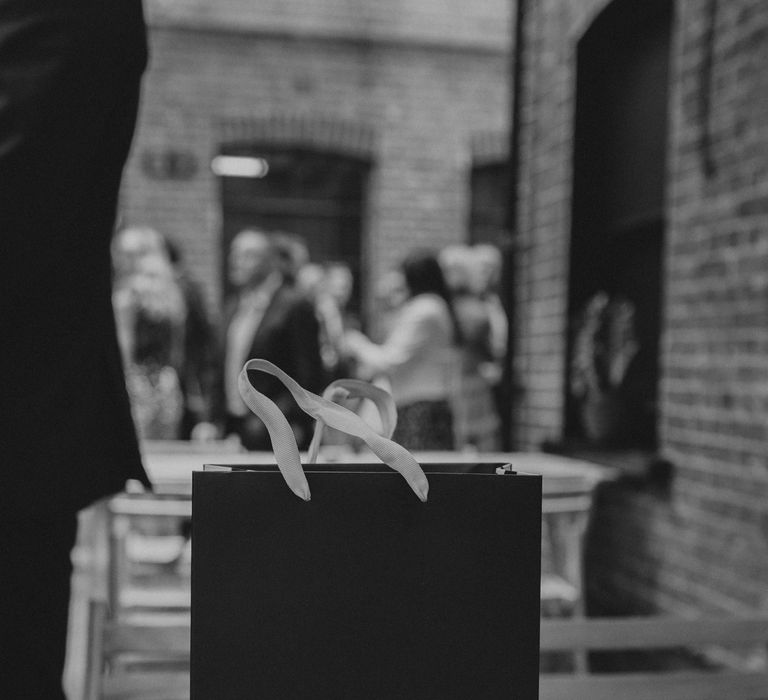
[306,378,398,463]
[238,359,429,502]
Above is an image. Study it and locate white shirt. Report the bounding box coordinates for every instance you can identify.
[224,273,282,416]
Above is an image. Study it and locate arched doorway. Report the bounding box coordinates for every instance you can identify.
[217,144,370,318]
[565,0,673,448]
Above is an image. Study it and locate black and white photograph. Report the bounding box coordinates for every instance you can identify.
[1,0,767,698]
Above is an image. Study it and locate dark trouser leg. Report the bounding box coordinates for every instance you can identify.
[0,515,78,699]
[0,5,145,696]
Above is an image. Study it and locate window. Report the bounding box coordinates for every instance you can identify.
[468,161,508,247]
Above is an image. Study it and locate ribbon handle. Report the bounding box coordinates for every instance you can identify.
[237,359,429,502]
[306,378,398,464]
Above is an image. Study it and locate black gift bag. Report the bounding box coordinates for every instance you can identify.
[191,463,541,699]
[191,361,541,699]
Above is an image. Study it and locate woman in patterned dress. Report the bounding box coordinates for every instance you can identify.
[113,234,187,439]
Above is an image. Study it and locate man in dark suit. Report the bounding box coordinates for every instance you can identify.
[0,2,150,697]
[201,229,325,450]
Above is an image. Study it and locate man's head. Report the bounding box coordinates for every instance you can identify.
[112,226,166,278]
[272,232,309,285]
[325,262,353,308]
[228,229,277,290]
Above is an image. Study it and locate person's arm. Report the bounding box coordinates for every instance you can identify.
[112,285,137,368]
[345,297,442,375]
[486,294,508,360]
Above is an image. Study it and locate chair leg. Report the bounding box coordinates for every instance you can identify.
[83,599,107,700]
[108,513,130,617]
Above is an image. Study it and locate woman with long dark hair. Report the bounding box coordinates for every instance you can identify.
[344,248,461,450]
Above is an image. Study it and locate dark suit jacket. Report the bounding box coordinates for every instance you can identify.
[1,0,151,521]
[214,283,326,450]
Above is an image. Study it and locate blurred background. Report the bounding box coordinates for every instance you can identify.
[111,0,765,640]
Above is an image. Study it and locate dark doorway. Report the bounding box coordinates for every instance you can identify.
[469,161,509,247]
[218,145,370,317]
[565,0,672,448]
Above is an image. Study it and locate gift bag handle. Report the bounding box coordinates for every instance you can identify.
[238,359,429,503]
[306,378,398,464]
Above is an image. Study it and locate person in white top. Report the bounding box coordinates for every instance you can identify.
[344,249,461,450]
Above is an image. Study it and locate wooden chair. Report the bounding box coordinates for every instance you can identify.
[84,599,190,700]
[82,491,194,698]
[540,489,593,618]
[107,493,192,615]
[540,614,768,700]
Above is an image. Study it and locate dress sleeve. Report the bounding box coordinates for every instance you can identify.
[351,296,444,375]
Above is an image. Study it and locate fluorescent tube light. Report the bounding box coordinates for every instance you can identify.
[211,155,269,178]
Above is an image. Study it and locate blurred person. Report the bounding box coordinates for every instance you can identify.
[371,267,409,341]
[113,227,216,439]
[302,259,359,383]
[472,243,508,373]
[344,249,461,450]
[471,244,509,435]
[113,250,187,439]
[296,260,326,301]
[297,262,363,450]
[198,229,324,449]
[297,262,346,379]
[112,225,166,280]
[163,236,217,439]
[322,261,358,377]
[351,266,407,444]
[439,243,471,295]
[325,261,356,322]
[440,245,501,451]
[272,230,310,287]
[0,2,150,697]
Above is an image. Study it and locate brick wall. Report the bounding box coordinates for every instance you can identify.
[511,0,594,450]
[516,0,768,614]
[657,0,768,614]
[120,3,511,316]
[145,0,511,52]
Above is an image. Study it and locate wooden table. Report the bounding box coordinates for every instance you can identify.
[69,443,610,695]
[138,441,613,497]
[125,443,613,618]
